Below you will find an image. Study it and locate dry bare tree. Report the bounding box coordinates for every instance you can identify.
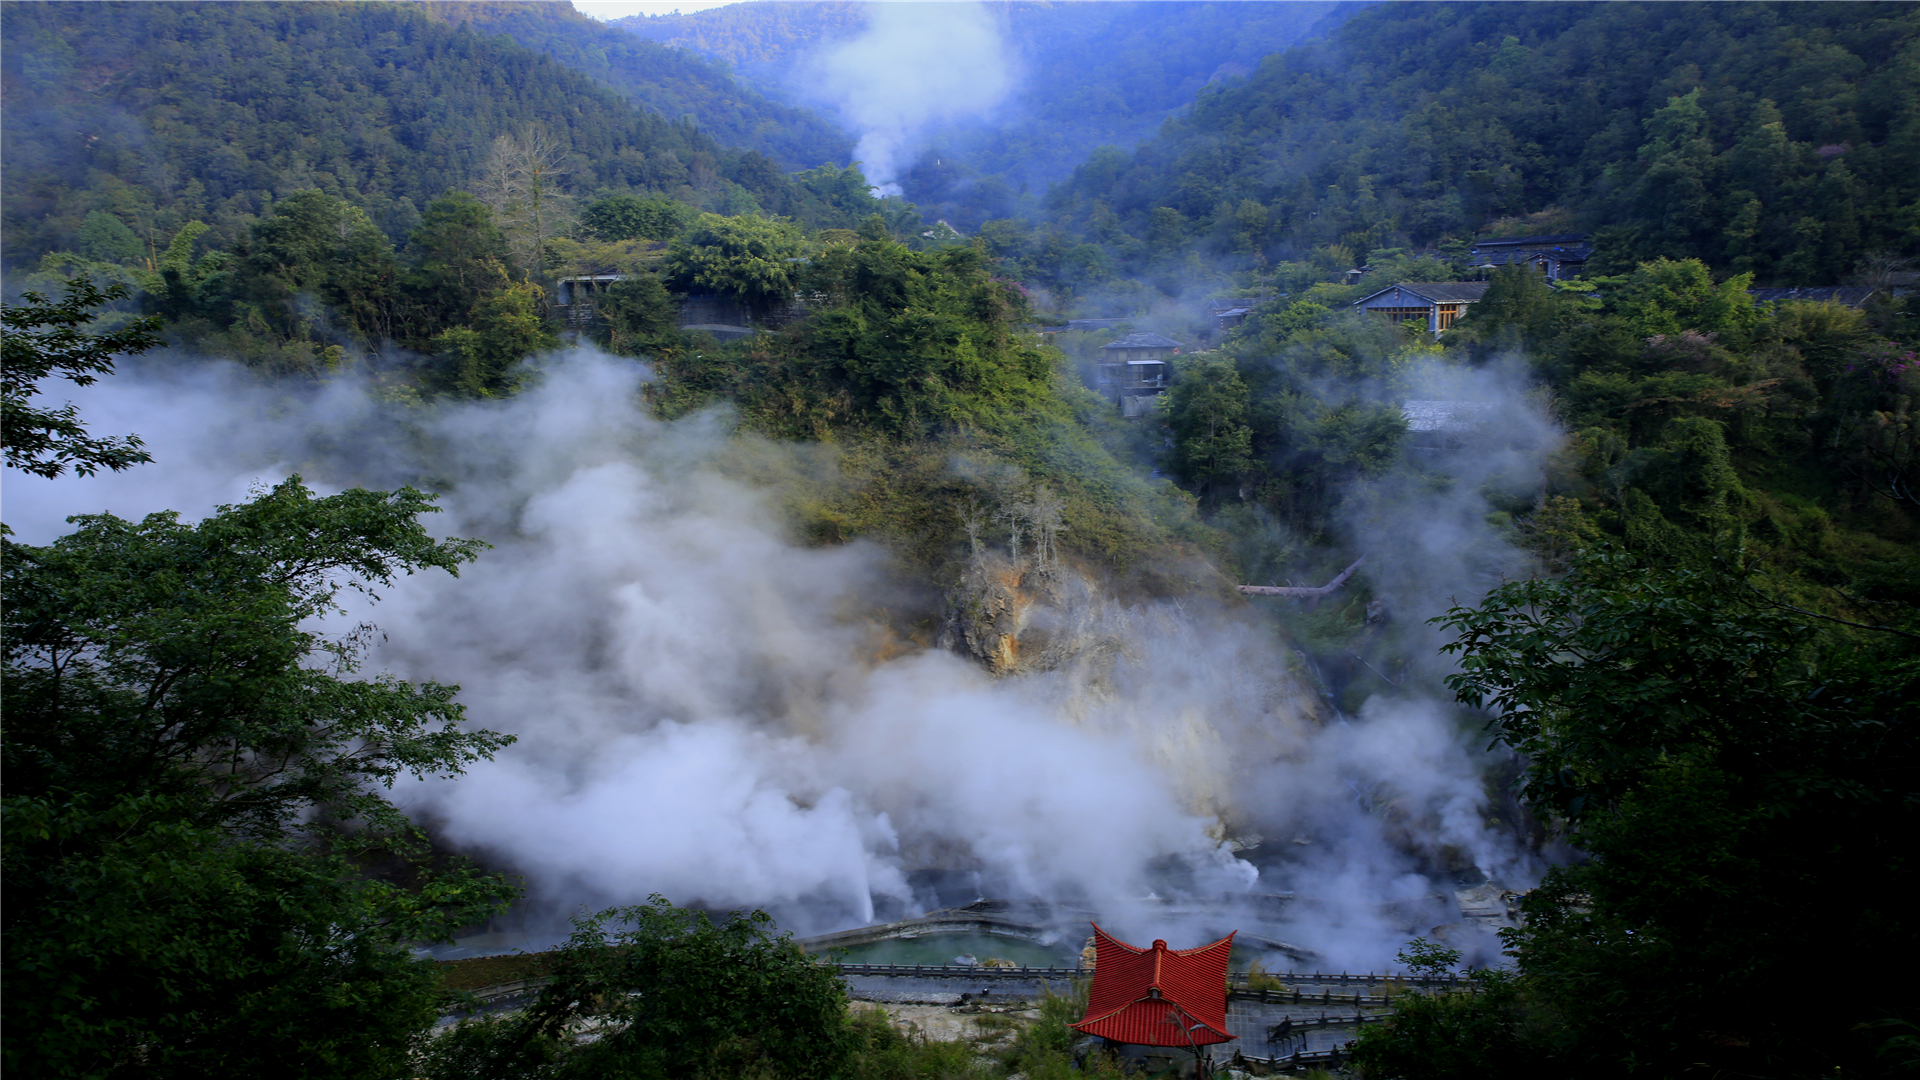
[480,128,576,272]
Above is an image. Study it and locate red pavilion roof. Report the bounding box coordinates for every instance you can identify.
[1071,924,1237,1047]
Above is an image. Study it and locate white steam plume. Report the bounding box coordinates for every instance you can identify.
[3,349,1556,965]
[805,2,1015,198]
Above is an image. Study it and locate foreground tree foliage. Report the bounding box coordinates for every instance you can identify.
[422,897,858,1080]
[2,478,519,1078]
[1,277,161,478]
[1353,551,1919,1078]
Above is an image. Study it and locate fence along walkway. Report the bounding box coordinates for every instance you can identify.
[458,964,1477,1010]
[835,962,1475,987]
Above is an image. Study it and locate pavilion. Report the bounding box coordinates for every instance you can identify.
[1072,924,1237,1064]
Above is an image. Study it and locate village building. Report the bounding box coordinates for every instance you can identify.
[1073,925,1237,1075]
[1204,297,1260,332]
[1401,398,1495,452]
[1468,233,1592,280]
[554,274,628,330]
[1352,281,1491,335]
[1097,331,1181,417]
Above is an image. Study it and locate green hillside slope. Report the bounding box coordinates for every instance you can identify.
[616,0,1345,226]
[1046,0,1920,286]
[416,1,851,171]
[0,1,843,265]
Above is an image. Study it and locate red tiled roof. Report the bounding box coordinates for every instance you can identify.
[1072,924,1237,1047]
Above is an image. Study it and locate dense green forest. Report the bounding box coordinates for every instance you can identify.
[0,0,853,264]
[414,1,850,169]
[1031,0,1920,293]
[4,1,1918,1077]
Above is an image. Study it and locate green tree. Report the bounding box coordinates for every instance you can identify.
[403,192,511,344]
[77,210,142,263]
[3,477,519,1077]
[664,213,806,319]
[421,896,857,1080]
[237,190,399,345]
[1166,353,1254,504]
[432,276,556,398]
[2,276,162,479]
[596,273,681,357]
[581,194,696,242]
[1411,551,1920,1077]
[1610,258,1758,347]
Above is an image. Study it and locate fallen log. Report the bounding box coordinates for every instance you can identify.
[1237,556,1365,600]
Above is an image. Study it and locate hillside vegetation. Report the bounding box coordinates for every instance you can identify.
[1039,0,1919,290]
[2,3,1917,1076]
[0,0,851,265]
[617,0,1346,227]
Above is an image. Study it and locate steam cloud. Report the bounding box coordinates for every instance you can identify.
[4,349,1556,967]
[804,2,1015,198]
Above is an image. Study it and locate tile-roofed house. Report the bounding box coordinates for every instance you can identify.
[1747,286,1880,309]
[1097,332,1182,417]
[1205,297,1260,332]
[1102,332,1184,351]
[1072,925,1237,1050]
[1352,281,1491,335]
[1469,233,1592,281]
[1402,399,1496,452]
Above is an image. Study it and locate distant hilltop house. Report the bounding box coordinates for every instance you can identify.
[1204,297,1260,332]
[1097,331,1181,418]
[1747,285,1882,308]
[1469,233,1592,280]
[1353,281,1490,335]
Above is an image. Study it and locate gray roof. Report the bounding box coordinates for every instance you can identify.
[1353,281,1491,307]
[1471,233,1590,250]
[1748,286,1877,308]
[1402,399,1495,433]
[1101,332,1184,350]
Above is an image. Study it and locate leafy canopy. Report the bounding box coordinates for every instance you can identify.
[3,477,520,1077]
[1,276,161,478]
[422,896,857,1080]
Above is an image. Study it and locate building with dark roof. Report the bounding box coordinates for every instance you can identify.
[1469,233,1592,280]
[1352,281,1491,335]
[1097,332,1182,417]
[1205,297,1260,332]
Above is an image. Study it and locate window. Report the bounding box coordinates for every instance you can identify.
[1370,306,1431,326]
[1436,304,1465,330]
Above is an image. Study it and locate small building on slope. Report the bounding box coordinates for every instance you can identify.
[1352,281,1491,336]
[1072,924,1237,1072]
[1097,332,1182,417]
[1468,233,1592,280]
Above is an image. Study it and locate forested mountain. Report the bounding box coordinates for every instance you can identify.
[1040,0,1919,287]
[412,1,851,170]
[4,3,1918,1077]
[0,1,850,265]
[616,1,1346,226]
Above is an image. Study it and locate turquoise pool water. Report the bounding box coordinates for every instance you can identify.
[824,932,1078,968]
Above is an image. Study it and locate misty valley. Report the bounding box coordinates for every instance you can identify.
[2,2,1916,1079]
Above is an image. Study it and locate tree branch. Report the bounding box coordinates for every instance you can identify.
[1238,555,1366,599]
